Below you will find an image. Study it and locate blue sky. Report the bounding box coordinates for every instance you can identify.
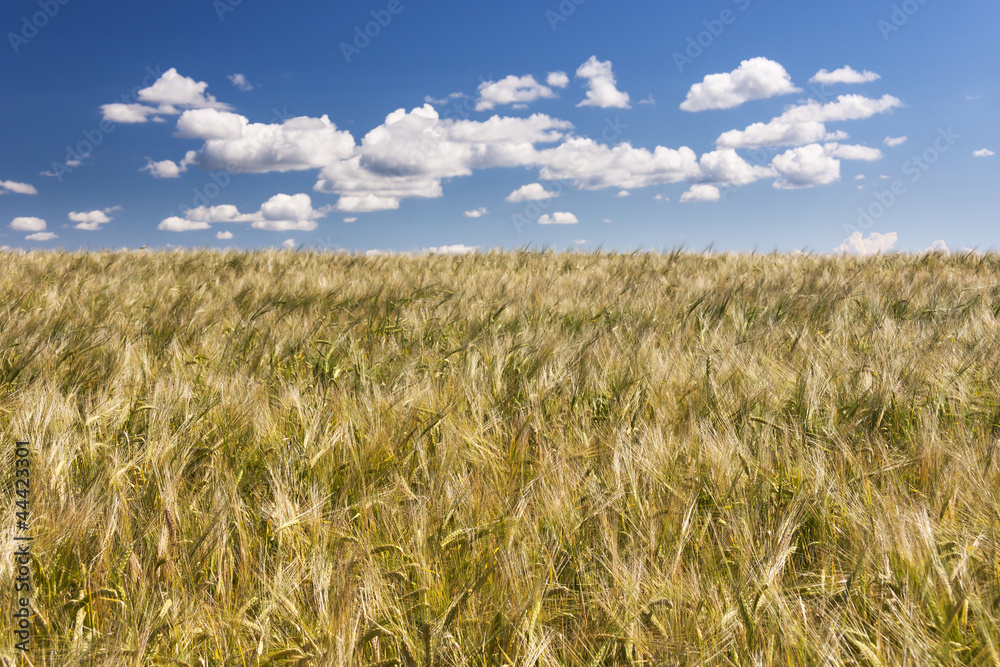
[1,0,997,254]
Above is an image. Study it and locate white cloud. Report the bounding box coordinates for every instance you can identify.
[697,149,776,186]
[0,180,38,195]
[159,193,327,232]
[537,212,578,224]
[973,148,995,157]
[101,68,228,123]
[69,207,118,231]
[26,232,56,241]
[855,174,866,180]
[282,239,296,249]
[884,135,908,147]
[176,110,355,173]
[426,244,478,255]
[716,94,903,149]
[216,231,234,239]
[638,95,655,105]
[616,190,630,197]
[576,56,630,108]
[680,57,799,112]
[925,239,948,252]
[809,66,881,85]
[771,144,841,189]
[315,105,572,210]
[506,183,558,202]
[653,194,668,201]
[679,184,721,202]
[546,71,569,88]
[476,75,557,111]
[836,231,897,255]
[343,217,357,223]
[464,207,488,218]
[141,151,197,179]
[228,73,254,92]
[824,143,882,161]
[10,216,46,232]
[534,138,700,190]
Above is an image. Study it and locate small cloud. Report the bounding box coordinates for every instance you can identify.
[884,136,908,147]
[638,95,655,105]
[464,207,488,218]
[282,238,296,249]
[966,93,982,101]
[836,231,897,255]
[653,193,669,201]
[537,211,578,225]
[854,174,866,180]
[809,66,881,85]
[0,180,38,195]
[343,217,357,223]
[228,73,254,92]
[879,175,891,180]
[141,151,197,179]
[973,148,995,157]
[679,184,721,202]
[506,183,557,202]
[925,239,948,253]
[426,244,478,255]
[26,232,57,241]
[10,216,46,232]
[572,239,587,245]
[546,71,569,89]
[681,57,798,112]
[615,190,630,198]
[576,56,630,109]
[69,208,118,230]
[216,231,234,240]
[602,218,613,223]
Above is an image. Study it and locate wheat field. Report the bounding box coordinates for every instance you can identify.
[2,249,1000,666]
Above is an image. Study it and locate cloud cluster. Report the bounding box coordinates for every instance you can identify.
[159,193,328,232]
[681,58,799,112]
[9,216,56,241]
[70,206,120,231]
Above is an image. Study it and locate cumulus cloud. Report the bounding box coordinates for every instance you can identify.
[546,71,569,88]
[809,66,881,85]
[464,207,488,218]
[282,239,296,249]
[216,231,234,240]
[69,206,119,231]
[506,183,558,202]
[26,232,57,241]
[141,151,198,179]
[973,148,995,157]
[10,216,46,232]
[824,143,883,161]
[616,190,630,197]
[426,244,478,255]
[534,138,700,190]
[159,193,328,232]
[771,144,841,189]
[537,212,578,224]
[697,149,776,186]
[228,73,254,92]
[101,68,229,123]
[315,104,572,211]
[884,135,908,147]
[175,110,356,173]
[679,184,721,202]
[476,75,558,111]
[576,56,630,108]
[0,180,37,195]
[925,239,948,252]
[680,57,799,112]
[836,231,897,255]
[716,94,903,149]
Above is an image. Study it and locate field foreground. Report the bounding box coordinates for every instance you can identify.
[3,249,1000,665]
